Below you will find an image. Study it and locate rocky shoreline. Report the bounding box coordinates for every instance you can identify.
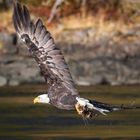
[1,27,140,86]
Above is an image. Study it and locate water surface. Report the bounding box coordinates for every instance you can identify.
[0,85,140,140]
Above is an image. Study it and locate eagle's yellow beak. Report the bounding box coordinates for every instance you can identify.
[33,97,39,104]
[33,94,50,104]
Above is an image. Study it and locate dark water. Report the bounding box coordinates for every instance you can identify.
[0,85,140,140]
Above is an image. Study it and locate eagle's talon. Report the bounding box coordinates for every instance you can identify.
[75,102,93,118]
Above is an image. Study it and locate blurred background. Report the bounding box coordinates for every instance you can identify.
[0,1,140,139]
[1,0,140,86]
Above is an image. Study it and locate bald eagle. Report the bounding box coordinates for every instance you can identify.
[13,2,137,118]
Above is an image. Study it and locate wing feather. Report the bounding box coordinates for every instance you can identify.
[23,5,30,30]
[13,2,78,96]
[30,22,35,38]
[34,19,43,38]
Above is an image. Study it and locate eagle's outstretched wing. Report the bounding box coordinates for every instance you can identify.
[13,2,78,97]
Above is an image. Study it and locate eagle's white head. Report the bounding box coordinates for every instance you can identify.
[33,94,50,104]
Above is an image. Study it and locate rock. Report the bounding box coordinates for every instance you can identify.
[57,28,96,45]
[9,79,19,86]
[76,78,91,86]
[20,67,40,80]
[0,76,7,86]
[32,76,44,84]
[0,55,23,64]
[18,42,30,56]
[0,32,18,54]
[1,27,140,86]
[76,75,103,86]
[90,75,104,85]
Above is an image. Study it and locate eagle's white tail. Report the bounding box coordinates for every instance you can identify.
[76,97,140,118]
[76,97,119,116]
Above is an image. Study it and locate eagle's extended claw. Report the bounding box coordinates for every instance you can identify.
[75,102,93,118]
